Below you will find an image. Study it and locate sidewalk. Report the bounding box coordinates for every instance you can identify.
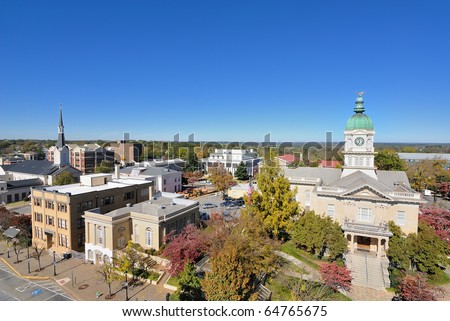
[0,241,174,301]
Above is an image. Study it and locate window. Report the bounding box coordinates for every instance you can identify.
[77,233,85,247]
[58,234,68,247]
[134,224,139,243]
[77,201,93,212]
[77,218,85,229]
[34,198,42,206]
[100,196,114,206]
[35,227,44,239]
[58,218,67,229]
[145,228,153,246]
[57,203,67,212]
[96,226,104,245]
[327,204,335,218]
[45,201,54,209]
[358,207,372,222]
[123,191,135,201]
[45,215,54,226]
[34,212,43,222]
[397,211,405,226]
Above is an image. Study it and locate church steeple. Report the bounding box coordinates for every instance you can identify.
[56,104,65,148]
[54,104,70,167]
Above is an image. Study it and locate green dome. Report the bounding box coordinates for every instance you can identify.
[345,93,374,130]
[346,113,374,130]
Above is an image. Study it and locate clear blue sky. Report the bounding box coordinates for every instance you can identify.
[1,0,449,143]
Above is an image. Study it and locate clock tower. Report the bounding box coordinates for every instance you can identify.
[341,93,377,179]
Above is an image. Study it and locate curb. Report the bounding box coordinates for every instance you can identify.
[0,257,50,280]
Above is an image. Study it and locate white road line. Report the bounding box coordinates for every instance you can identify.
[0,274,14,281]
[44,293,58,301]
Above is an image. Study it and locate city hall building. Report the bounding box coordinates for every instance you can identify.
[285,94,424,258]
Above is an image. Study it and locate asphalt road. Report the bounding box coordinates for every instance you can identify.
[0,261,73,301]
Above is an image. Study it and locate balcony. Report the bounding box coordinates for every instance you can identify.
[342,217,393,237]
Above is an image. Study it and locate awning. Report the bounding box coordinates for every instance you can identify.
[2,227,20,239]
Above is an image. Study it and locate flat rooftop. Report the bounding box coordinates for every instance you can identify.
[88,192,199,218]
[34,178,153,196]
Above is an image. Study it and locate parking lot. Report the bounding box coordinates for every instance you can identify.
[195,193,244,220]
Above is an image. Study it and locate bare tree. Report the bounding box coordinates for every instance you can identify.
[12,238,25,263]
[32,242,47,271]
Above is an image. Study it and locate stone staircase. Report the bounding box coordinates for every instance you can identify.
[346,252,390,291]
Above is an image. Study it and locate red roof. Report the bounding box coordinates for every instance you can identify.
[319,160,340,168]
[277,154,300,163]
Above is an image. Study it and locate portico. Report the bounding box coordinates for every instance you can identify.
[342,218,392,257]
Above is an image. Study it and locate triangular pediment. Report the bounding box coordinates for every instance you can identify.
[342,185,393,200]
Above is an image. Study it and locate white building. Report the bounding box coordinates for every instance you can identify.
[398,153,450,171]
[120,166,183,193]
[202,149,261,177]
[83,192,199,264]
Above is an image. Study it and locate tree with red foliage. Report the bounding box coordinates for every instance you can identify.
[0,206,14,230]
[397,273,444,301]
[319,262,352,292]
[437,182,450,198]
[162,224,207,276]
[419,205,450,248]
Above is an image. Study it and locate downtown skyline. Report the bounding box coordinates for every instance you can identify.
[1,0,450,143]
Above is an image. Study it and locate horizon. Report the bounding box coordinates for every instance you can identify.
[1,0,450,143]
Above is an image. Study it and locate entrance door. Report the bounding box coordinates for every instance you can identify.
[356,236,371,252]
[46,234,53,249]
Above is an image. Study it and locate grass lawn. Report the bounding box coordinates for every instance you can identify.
[428,269,450,286]
[167,275,180,287]
[6,200,31,208]
[267,273,351,301]
[280,241,323,270]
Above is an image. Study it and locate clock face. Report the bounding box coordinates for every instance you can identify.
[355,137,365,146]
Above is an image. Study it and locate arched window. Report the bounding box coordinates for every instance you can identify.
[118,227,126,249]
[146,228,153,246]
[134,224,139,243]
[96,226,104,245]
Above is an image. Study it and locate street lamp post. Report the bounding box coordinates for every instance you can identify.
[53,251,56,276]
[124,274,129,301]
[27,236,30,274]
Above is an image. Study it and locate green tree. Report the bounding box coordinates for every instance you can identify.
[407,159,450,192]
[401,146,417,153]
[234,161,249,180]
[375,149,407,171]
[247,161,299,239]
[202,214,279,301]
[290,211,347,260]
[95,160,114,174]
[209,164,234,196]
[386,222,410,270]
[97,262,119,299]
[53,171,77,186]
[114,241,141,281]
[178,263,203,301]
[407,222,449,275]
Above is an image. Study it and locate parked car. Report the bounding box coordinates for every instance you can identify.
[234,199,245,207]
[199,212,210,220]
[220,201,234,207]
[202,203,217,209]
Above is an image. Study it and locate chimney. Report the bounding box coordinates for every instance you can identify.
[114,164,120,180]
